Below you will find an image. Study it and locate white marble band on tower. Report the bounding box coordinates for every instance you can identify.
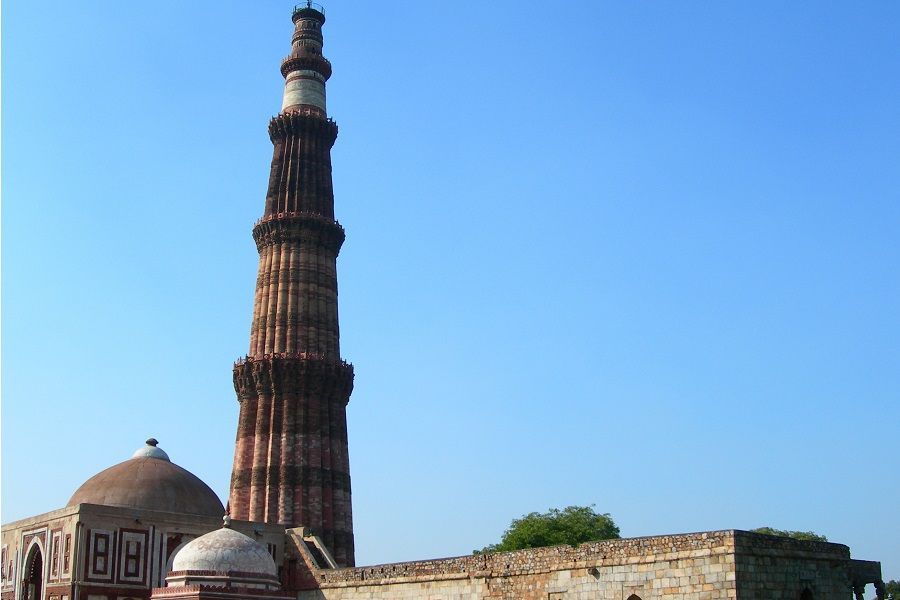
[282,70,326,112]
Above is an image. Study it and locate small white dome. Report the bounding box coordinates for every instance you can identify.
[172,522,276,576]
[132,438,170,461]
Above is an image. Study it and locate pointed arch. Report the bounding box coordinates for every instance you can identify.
[22,541,44,600]
[626,595,643,600]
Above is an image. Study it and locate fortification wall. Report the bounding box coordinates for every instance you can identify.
[298,531,739,600]
[732,530,854,599]
[295,530,867,600]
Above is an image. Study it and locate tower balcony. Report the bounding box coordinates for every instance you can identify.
[251,211,346,254]
[280,52,332,79]
[293,2,325,21]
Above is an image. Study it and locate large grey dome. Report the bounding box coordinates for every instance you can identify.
[67,440,224,517]
[172,522,277,576]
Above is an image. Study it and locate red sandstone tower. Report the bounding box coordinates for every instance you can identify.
[229,3,355,567]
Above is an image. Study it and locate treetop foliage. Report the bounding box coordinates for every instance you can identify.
[476,505,620,554]
[750,527,828,542]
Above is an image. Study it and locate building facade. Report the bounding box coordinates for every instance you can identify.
[0,442,285,600]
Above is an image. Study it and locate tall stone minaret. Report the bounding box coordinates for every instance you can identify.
[229,2,355,567]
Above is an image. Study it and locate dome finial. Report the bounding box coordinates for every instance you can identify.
[223,513,232,528]
[132,439,171,461]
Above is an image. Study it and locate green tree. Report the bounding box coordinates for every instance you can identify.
[884,580,899,600]
[750,527,827,542]
[476,505,620,554]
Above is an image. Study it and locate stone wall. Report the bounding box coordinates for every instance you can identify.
[732,530,854,599]
[296,530,873,600]
[298,531,739,600]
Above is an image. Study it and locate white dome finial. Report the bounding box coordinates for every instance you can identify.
[132,438,171,461]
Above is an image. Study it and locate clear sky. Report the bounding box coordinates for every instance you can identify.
[3,0,898,581]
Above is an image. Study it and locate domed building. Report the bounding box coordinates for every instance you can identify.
[150,517,291,600]
[0,441,286,600]
[169,516,277,585]
[67,439,224,518]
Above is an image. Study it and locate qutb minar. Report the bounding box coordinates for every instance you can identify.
[0,4,887,600]
[228,3,355,568]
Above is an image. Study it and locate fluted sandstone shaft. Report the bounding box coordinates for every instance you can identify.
[229,4,355,568]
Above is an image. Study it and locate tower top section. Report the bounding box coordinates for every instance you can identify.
[281,2,331,116]
[292,2,325,23]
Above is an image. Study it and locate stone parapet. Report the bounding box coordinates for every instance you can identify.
[232,354,353,401]
[281,53,332,80]
[732,529,850,560]
[251,213,345,254]
[315,531,736,587]
[267,111,337,145]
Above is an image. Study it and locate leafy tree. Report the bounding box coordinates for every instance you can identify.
[884,580,899,600]
[476,505,620,554]
[750,527,827,542]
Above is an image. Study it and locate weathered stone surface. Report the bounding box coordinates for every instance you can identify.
[289,531,881,600]
[171,527,277,578]
[228,4,354,568]
[67,443,223,518]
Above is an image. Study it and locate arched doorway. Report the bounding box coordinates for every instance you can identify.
[23,545,43,600]
[800,588,814,600]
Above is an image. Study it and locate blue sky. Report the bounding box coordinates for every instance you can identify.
[3,0,898,580]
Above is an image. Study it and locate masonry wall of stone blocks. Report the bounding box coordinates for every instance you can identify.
[732,531,854,599]
[293,530,874,600]
[297,531,742,600]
